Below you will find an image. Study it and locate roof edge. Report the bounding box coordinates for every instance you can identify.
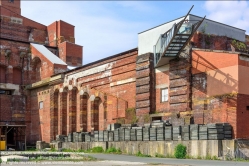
[53,47,138,76]
[138,14,246,35]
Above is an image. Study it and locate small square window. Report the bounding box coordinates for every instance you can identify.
[246,106,249,110]
[39,101,43,109]
[161,88,168,102]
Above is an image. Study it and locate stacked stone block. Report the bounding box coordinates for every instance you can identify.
[207,123,224,140]
[130,128,136,141]
[173,126,181,140]
[223,123,232,139]
[108,131,114,141]
[135,127,143,141]
[164,126,172,140]
[182,125,190,140]
[199,125,208,140]
[58,122,232,143]
[190,124,199,140]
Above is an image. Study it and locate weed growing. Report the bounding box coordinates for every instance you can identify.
[174,144,187,159]
[136,151,151,157]
[105,147,121,154]
[155,153,165,158]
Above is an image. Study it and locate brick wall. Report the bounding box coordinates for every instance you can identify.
[237,94,249,139]
[191,49,240,138]
[0,0,21,16]
[29,86,51,144]
[47,20,75,47]
[58,41,83,66]
[30,49,137,142]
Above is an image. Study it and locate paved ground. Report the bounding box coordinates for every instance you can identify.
[88,153,249,166]
[0,153,248,166]
[1,161,146,166]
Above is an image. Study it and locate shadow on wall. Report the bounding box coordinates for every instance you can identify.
[30,93,41,145]
[192,51,238,96]
[191,51,238,129]
[31,57,41,83]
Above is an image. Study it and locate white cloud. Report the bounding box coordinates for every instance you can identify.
[204,1,249,34]
[21,1,152,64]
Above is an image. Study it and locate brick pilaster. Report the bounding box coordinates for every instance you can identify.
[135,53,155,125]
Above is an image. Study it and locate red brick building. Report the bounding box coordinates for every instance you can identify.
[0,1,249,148]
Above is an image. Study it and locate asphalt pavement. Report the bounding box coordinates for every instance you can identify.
[88,153,249,166]
[1,153,249,166]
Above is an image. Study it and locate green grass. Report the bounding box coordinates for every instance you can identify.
[61,148,85,152]
[88,146,104,153]
[197,155,202,159]
[234,158,249,162]
[136,151,151,157]
[105,147,122,154]
[205,154,212,160]
[29,155,97,162]
[26,147,36,151]
[50,147,56,152]
[155,153,165,158]
[7,158,20,162]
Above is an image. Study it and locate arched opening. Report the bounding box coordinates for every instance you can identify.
[61,87,68,135]
[13,67,22,84]
[80,93,89,132]
[69,87,77,133]
[32,57,41,82]
[53,89,59,139]
[0,66,6,83]
[92,97,101,131]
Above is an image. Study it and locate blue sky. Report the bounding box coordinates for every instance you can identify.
[21,1,249,65]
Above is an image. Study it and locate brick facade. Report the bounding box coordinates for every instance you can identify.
[1,0,249,147]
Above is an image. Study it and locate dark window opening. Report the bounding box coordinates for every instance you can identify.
[246,106,249,110]
[152,116,162,121]
[0,89,12,95]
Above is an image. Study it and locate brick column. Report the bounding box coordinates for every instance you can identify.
[60,91,67,135]
[135,53,155,125]
[68,88,77,133]
[169,45,192,125]
[50,88,59,141]
[80,94,88,132]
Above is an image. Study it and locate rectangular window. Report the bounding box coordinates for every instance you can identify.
[0,89,12,95]
[161,88,168,102]
[39,101,43,109]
